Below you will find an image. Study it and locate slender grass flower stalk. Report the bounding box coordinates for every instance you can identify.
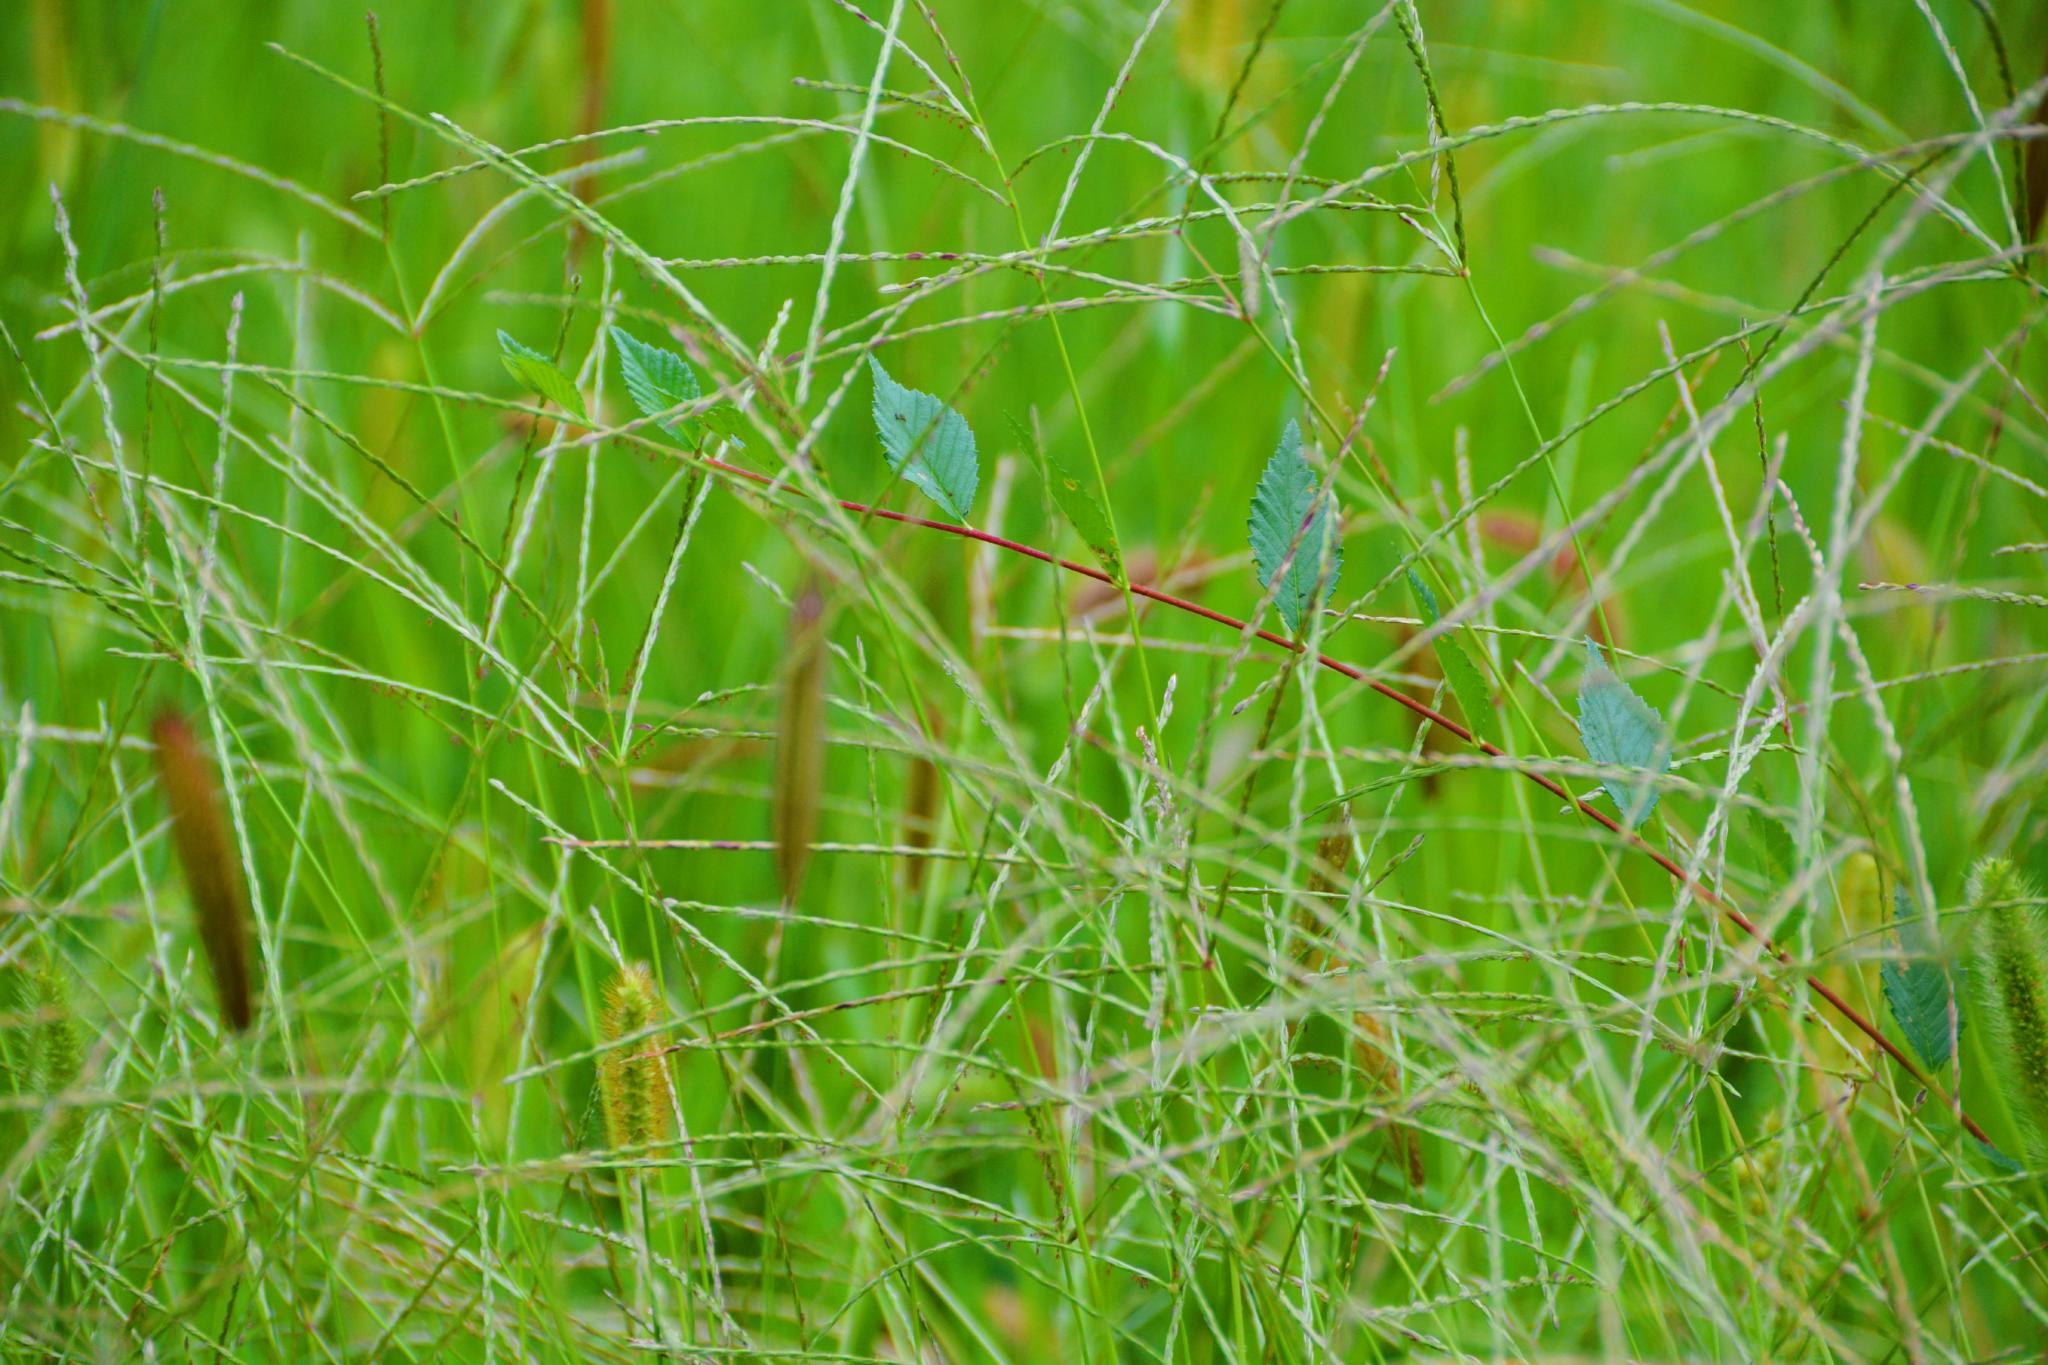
[151,711,254,1032]
[773,578,828,904]
[1970,856,2048,1159]
[598,963,671,1152]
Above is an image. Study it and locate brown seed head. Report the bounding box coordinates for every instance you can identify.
[151,711,253,1032]
[773,580,828,903]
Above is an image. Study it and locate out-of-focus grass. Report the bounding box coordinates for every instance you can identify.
[3,0,2047,1359]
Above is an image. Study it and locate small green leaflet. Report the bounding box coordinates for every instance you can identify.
[1975,1137,2026,1174]
[1010,413,1121,582]
[1247,420,1341,634]
[1576,640,1668,828]
[498,330,584,422]
[610,325,744,448]
[1746,810,1796,879]
[1407,570,1494,744]
[1881,890,1965,1071]
[869,357,978,521]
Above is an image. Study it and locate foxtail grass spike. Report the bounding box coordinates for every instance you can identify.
[1972,856,2048,1159]
[598,963,671,1151]
[22,944,84,1158]
[152,711,254,1032]
[773,579,827,904]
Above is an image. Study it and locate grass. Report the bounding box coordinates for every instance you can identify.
[3,0,2048,1358]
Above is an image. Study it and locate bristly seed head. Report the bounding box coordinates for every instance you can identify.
[598,963,671,1152]
[152,711,254,1033]
[1972,856,2048,1160]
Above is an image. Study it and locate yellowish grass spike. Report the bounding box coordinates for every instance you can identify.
[151,711,253,1033]
[773,578,828,904]
[598,963,671,1152]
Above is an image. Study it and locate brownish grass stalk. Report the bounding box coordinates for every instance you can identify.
[151,711,253,1032]
[773,577,828,904]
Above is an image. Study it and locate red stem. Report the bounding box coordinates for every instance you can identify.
[704,454,1989,1146]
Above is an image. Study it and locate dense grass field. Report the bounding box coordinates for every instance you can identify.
[5,0,2048,1359]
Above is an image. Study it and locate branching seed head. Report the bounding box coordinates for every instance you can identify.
[152,711,254,1033]
[598,963,671,1152]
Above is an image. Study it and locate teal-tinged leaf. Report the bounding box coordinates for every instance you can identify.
[1247,420,1342,633]
[610,324,745,448]
[498,330,584,422]
[1011,413,1121,582]
[869,357,978,521]
[1407,570,1494,743]
[1575,640,1668,827]
[1881,890,1965,1070]
[1975,1137,2026,1174]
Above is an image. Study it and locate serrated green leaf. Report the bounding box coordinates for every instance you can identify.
[609,324,746,449]
[498,330,584,422]
[1881,890,1965,1070]
[1011,413,1121,582]
[695,403,749,447]
[869,357,978,521]
[1747,810,1796,879]
[1576,640,1668,828]
[1407,570,1494,744]
[1247,420,1342,633]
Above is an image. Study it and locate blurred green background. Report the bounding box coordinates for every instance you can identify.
[3,0,2047,1359]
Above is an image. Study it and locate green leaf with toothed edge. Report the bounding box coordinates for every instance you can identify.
[1407,570,1495,745]
[498,330,585,422]
[610,325,746,448]
[1881,889,1966,1071]
[1011,412,1121,583]
[869,357,978,521]
[1746,810,1796,880]
[1247,420,1342,633]
[1575,639,1669,828]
